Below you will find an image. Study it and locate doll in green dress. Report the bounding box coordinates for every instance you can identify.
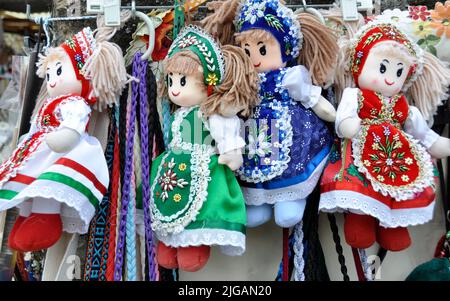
[151,25,259,272]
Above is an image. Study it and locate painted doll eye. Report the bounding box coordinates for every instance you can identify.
[244,49,251,57]
[180,76,186,87]
[259,46,267,56]
[379,63,387,74]
[57,66,62,76]
[46,74,50,81]
[168,76,173,87]
[397,68,403,78]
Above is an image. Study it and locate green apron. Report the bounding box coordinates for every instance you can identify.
[150,106,246,255]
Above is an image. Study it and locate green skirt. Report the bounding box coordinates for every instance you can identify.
[150,149,246,256]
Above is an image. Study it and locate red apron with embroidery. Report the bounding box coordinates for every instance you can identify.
[320,89,436,228]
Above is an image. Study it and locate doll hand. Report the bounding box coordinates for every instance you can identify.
[311,96,336,122]
[218,150,243,171]
[46,128,81,153]
[428,137,450,159]
[338,118,362,140]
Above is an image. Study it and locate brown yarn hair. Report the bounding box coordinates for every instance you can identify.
[164,44,259,118]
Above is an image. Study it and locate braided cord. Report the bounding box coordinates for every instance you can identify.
[114,55,140,281]
[358,248,373,281]
[327,214,350,281]
[139,56,158,281]
[162,98,171,148]
[125,135,137,281]
[293,222,305,281]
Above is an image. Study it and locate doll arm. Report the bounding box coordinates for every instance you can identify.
[209,114,245,171]
[46,97,91,153]
[336,88,362,140]
[281,65,336,122]
[404,106,450,158]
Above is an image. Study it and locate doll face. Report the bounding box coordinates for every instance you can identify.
[167,72,208,107]
[358,46,412,97]
[240,34,286,73]
[45,50,82,98]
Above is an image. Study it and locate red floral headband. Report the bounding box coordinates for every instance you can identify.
[60,27,97,103]
[350,23,419,87]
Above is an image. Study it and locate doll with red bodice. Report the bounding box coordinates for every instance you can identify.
[0,27,126,252]
[319,22,450,251]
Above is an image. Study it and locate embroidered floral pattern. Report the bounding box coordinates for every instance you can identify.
[158,158,189,202]
[409,6,431,21]
[352,90,435,201]
[430,1,450,38]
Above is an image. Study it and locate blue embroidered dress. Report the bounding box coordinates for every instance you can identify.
[237,67,332,206]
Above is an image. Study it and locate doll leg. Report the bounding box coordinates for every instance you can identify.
[157,241,178,269]
[376,226,411,252]
[274,199,307,228]
[14,198,63,252]
[344,212,377,249]
[8,200,32,251]
[177,245,211,272]
[246,204,273,228]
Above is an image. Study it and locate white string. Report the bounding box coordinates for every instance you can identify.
[293,221,305,281]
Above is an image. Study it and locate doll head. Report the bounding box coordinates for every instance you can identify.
[344,22,450,121]
[233,0,338,86]
[234,0,302,72]
[37,27,127,110]
[164,25,259,117]
[349,23,421,97]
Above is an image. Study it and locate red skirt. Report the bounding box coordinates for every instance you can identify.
[319,139,437,228]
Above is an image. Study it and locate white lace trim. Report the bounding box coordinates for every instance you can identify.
[242,153,328,206]
[237,100,294,183]
[157,228,246,256]
[5,181,95,233]
[319,190,435,228]
[352,127,435,201]
[151,107,214,236]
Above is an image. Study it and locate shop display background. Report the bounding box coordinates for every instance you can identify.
[0,0,448,281]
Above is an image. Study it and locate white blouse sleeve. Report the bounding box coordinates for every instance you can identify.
[335,88,360,138]
[208,114,245,154]
[281,65,322,109]
[404,106,439,149]
[58,96,92,135]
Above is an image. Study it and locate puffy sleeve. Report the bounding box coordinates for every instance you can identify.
[208,114,245,154]
[335,88,360,138]
[281,65,322,109]
[404,106,439,149]
[58,96,92,135]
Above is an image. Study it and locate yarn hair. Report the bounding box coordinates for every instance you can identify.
[164,45,259,117]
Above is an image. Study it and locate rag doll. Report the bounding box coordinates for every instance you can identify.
[230,0,339,228]
[0,27,127,252]
[151,25,259,272]
[319,21,450,251]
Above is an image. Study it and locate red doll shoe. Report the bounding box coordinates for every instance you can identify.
[14,213,63,252]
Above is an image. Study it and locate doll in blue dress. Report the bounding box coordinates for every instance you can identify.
[228,0,339,228]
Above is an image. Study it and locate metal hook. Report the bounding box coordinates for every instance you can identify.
[129,1,155,61]
[297,0,326,24]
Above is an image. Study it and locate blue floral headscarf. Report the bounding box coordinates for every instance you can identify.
[235,0,303,64]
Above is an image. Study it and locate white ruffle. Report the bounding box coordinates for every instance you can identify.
[11,180,95,234]
[58,96,91,135]
[319,190,435,228]
[281,65,322,109]
[352,127,435,201]
[157,228,246,256]
[243,153,329,205]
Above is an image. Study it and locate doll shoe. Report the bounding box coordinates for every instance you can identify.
[177,245,211,272]
[14,213,63,252]
[377,226,411,252]
[157,242,179,269]
[7,216,27,252]
[344,213,377,249]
